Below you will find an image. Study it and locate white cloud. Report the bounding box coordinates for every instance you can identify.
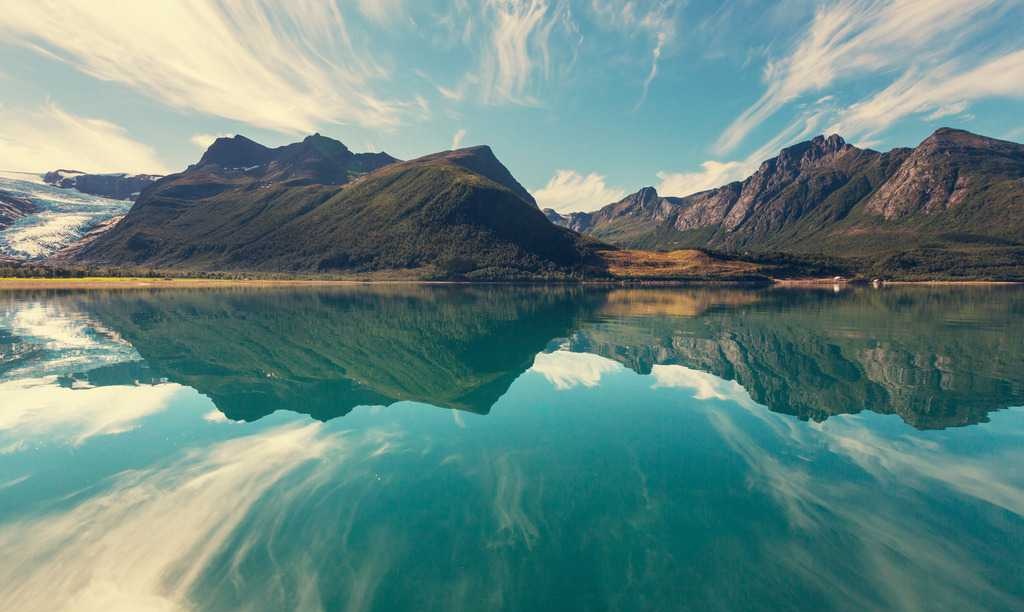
[714,0,1003,154]
[0,1,414,133]
[0,379,191,450]
[650,364,754,403]
[924,101,969,121]
[0,422,342,611]
[829,49,1024,139]
[533,169,627,212]
[530,350,622,390]
[189,132,231,151]
[358,0,403,25]
[0,102,168,173]
[451,128,467,150]
[202,410,230,423]
[656,160,747,197]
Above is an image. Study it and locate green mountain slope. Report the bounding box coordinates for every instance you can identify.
[69,136,599,279]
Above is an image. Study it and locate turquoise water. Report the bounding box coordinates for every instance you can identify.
[1,286,1022,611]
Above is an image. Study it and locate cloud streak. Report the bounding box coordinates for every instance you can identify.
[0,102,168,173]
[477,0,576,105]
[714,0,1004,154]
[0,1,414,133]
[830,49,1024,140]
[590,1,679,110]
[451,128,467,150]
[0,423,340,612]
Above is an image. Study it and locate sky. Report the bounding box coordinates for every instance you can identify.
[0,0,1022,212]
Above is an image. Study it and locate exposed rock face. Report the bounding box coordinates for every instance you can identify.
[564,129,1024,273]
[864,128,1024,219]
[0,190,41,229]
[570,288,1024,429]
[43,170,162,200]
[555,134,895,250]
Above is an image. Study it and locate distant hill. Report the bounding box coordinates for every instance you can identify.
[550,129,1024,279]
[67,134,603,279]
[43,169,162,200]
[193,133,398,186]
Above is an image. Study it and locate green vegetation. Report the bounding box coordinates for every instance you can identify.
[73,149,604,280]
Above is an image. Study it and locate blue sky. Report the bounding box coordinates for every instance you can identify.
[1,0,1022,212]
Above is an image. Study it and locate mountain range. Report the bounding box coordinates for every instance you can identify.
[27,127,1024,280]
[66,134,607,279]
[547,128,1024,278]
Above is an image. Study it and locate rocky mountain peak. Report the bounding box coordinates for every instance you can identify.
[774,133,851,169]
[299,133,353,156]
[198,135,273,168]
[634,186,659,203]
[864,128,1024,219]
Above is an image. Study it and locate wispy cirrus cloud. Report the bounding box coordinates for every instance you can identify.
[589,0,680,109]
[829,49,1024,140]
[714,0,1005,154]
[0,1,416,134]
[533,169,627,212]
[0,102,168,173]
[477,0,578,105]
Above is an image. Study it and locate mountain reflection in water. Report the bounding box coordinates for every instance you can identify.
[1,285,1023,612]
[11,284,1021,429]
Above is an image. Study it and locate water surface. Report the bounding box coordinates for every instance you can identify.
[1,285,1022,611]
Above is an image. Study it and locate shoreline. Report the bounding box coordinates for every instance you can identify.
[772,278,1022,287]
[0,276,1020,290]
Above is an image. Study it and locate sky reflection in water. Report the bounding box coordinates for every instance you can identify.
[0,286,1022,612]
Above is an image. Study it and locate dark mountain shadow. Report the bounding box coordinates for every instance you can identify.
[76,285,594,421]
[46,285,1024,429]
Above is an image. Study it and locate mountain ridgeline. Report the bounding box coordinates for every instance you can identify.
[60,127,1024,280]
[548,129,1024,279]
[69,134,600,279]
[43,170,163,200]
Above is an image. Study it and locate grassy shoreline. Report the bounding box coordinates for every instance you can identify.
[0,276,1020,290]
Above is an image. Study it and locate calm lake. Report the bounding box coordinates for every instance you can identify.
[1,285,1022,611]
